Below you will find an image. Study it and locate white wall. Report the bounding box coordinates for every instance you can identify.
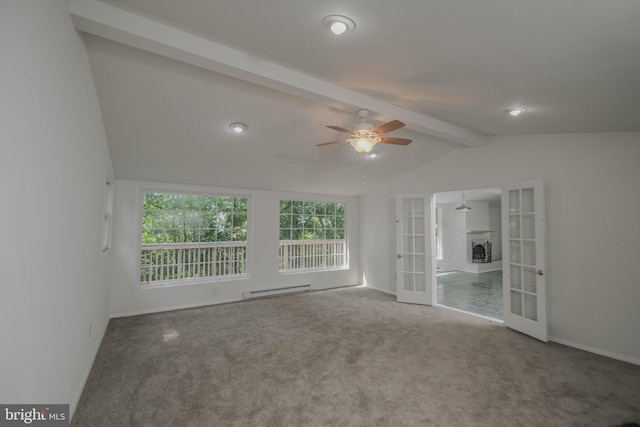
[437,202,467,271]
[360,132,640,364]
[109,180,360,316]
[489,205,502,260]
[438,200,498,271]
[464,200,490,232]
[0,0,113,416]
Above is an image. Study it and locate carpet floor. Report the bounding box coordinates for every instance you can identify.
[73,287,640,426]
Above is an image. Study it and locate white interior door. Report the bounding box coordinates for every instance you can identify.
[501,179,547,341]
[396,194,432,305]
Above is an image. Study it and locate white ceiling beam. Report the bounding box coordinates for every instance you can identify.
[70,0,485,147]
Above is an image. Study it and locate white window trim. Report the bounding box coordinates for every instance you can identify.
[436,206,443,261]
[134,183,253,289]
[102,175,114,252]
[277,197,349,274]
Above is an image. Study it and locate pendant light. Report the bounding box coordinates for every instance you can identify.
[455,190,472,212]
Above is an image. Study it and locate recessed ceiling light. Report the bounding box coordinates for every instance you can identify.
[507,108,527,117]
[322,15,356,35]
[331,21,347,35]
[229,123,247,133]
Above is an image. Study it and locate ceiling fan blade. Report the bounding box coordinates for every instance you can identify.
[326,125,355,135]
[372,120,405,135]
[380,137,412,145]
[316,141,343,147]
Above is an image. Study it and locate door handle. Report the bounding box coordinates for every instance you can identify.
[537,269,544,276]
[397,254,402,259]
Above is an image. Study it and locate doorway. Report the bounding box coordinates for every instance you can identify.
[434,187,503,321]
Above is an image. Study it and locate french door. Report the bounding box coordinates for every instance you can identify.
[502,179,548,341]
[395,195,432,305]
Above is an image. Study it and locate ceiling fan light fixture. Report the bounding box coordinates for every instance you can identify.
[319,109,411,153]
[322,15,356,35]
[350,137,376,153]
[229,122,247,133]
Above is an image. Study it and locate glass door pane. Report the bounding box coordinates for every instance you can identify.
[522,188,535,212]
[396,195,430,304]
[509,190,520,213]
[502,180,547,342]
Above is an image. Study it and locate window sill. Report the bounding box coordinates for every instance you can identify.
[278,266,348,275]
[138,274,248,289]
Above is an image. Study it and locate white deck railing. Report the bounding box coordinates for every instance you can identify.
[140,241,247,284]
[140,239,347,284]
[279,239,346,272]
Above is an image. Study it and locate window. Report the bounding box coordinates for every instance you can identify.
[279,200,346,272]
[102,178,113,252]
[436,206,443,260]
[140,191,248,285]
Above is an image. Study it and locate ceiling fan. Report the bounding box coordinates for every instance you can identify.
[317,109,412,153]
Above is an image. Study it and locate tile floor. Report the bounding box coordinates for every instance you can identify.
[436,270,503,320]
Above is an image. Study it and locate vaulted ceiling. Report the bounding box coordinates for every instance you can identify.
[73,0,640,195]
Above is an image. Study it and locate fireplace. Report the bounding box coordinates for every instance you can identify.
[471,240,492,263]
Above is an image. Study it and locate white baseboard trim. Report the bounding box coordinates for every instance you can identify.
[549,335,640,366]
[70,320,109,420]
[110,297,242,318]
[110,284,363,318]
[364,284,396,296]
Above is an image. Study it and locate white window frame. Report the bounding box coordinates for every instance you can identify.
[102,176,113,252]
[435,206,443,261]
[135,184,252,288]
[278,198,348,273]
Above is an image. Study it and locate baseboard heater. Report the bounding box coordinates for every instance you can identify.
[243,284,313,300]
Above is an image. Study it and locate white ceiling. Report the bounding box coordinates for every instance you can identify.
[75,0,640,195]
